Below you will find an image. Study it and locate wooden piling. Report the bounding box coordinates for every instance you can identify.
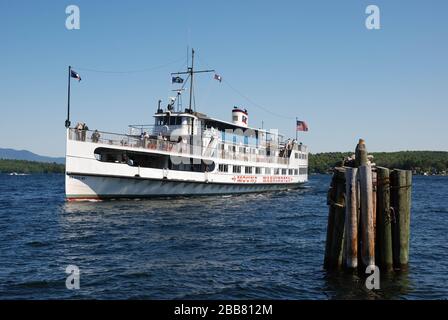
[405,170,412,264]
[343,167,358,270]
[372,170,377,238]
[391,169,412,269]
[324,168,346,270]
[324,139,413,275]
[359,164,375,268]
[376,167,393,271]
[355,139,368,167]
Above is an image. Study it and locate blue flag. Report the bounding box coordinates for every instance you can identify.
[172,76,184,84]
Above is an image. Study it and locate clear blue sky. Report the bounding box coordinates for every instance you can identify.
[1,0,447,157]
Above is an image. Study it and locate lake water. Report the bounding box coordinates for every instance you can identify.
[0,174,446,299]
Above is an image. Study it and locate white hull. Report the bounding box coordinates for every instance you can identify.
[66,173,304,200]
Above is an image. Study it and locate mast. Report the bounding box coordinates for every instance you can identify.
[65,66,71,128]
[171,48,215,113]
[296,117,298,141]
[189,49,194,111]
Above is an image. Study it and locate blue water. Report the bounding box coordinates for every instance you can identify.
[0,174,447,299]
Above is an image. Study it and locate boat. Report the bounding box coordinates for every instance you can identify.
[8,172,29,176]
[65,51,308,200]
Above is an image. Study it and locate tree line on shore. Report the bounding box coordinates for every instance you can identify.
[1,150,447,175]
[0,159,65,174]
[309,151,448,175]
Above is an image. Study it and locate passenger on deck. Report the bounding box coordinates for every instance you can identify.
[75,122,83,140]
[122,153,129,164]
[162,135,168,150]
[81,123,89,141]
[91,130,100,143]
[157,131,163,149]
[143,131,150,148]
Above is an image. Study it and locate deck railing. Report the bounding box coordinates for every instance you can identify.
[68,128,300,165]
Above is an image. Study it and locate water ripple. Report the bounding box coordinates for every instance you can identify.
[0,174,447,299]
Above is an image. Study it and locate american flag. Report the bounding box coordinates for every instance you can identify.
[296,120,309,132]
[70,70,81,81]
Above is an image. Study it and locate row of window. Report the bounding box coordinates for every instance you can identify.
[155,116,192,126]
[220,144,257,154]
[294,153,308,160]
[218,164,308,176]
[220,144,308,160]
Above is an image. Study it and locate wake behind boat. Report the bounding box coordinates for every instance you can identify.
[65,50,308,200]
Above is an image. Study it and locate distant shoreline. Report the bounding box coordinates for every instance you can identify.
[0,159,64,174]
[309,151,448,175]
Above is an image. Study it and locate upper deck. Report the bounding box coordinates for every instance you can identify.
[68,127,308,166]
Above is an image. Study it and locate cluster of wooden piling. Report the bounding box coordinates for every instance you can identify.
[324,139,412,273]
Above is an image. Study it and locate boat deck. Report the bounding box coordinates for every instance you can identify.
[68,128,308,166]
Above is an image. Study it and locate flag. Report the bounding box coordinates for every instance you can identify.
[214,74,222,82]
[172,76,184,84]
[70,70,81,81]
[296,120,309,132]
